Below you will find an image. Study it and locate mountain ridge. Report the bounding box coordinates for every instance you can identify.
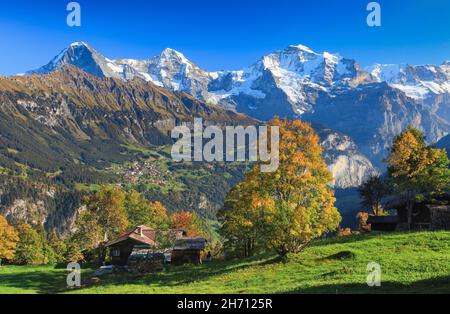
[24,42,450,171]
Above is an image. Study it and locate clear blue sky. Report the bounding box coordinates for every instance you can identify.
[0,0,449,75]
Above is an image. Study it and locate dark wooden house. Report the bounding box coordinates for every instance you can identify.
[105,226,157,266]
[381,194,450,231]
[105,226,186,266]
[171,238,207,265]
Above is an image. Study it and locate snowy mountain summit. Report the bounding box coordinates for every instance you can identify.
[367,62,450,99]
[29,42,449,113]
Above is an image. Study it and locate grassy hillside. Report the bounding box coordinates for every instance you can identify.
[0,231,449,294]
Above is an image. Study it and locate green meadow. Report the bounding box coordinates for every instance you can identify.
[1,231,449,294]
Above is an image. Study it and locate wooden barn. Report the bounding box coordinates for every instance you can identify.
[171,238,207,265]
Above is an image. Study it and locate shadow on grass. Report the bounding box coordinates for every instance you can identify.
[89,255,276,289]
[310,231,420,248]
[0,267,67,294]
[284,275,450,294]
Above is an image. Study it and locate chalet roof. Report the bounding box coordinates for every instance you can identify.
[105,225,156,247]
[426,205,450,212]
[367,215,399,224]
[173,238,207,251]
[386,193,450,210]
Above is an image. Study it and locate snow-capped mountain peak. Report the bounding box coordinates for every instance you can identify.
[27,42,449,111]
[288,44,317,55]
[28,41,128,79]
[160,48,189,62]
[366,62,450,99]
[69,41,90,48]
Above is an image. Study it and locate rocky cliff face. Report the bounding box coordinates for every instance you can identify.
[304,83,450,168]
[0,176,83,235]
[435,134,450,155]
[317,128,379,188]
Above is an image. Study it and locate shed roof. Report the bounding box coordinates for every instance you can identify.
[367,215,399,224]
[426,205,450,212]
[173,238,207,251]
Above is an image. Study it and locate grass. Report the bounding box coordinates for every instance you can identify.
[0,231,449,294]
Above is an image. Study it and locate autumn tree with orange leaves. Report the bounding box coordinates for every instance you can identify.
[0,215,19,266]
[219,118,341,259]
[170,211,205,238]
[387,127,449,227]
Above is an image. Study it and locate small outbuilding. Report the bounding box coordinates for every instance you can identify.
[367,215,399,232]
[171,238,207,265]
[429,205,450,230]
[378,193,450,231]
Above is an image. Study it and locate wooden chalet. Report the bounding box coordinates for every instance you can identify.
[105,226,185,266]
[171,238,207,265]
[105,226,157,266]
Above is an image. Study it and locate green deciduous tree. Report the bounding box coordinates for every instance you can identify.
[72,186,129,264]
[218,177,264,258]
[48,230,67,264]
[14,223,45,265]
[125,191,169,229]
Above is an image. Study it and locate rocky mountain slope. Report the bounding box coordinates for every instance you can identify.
[317,127,378,188]
[0,66,257,231]
[1,66,376,233]
[435,134,450,155]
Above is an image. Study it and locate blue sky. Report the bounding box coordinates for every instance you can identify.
[0,0,449,75]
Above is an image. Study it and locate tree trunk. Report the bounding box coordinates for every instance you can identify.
[98,244,106,267]
[407,191,413,230]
